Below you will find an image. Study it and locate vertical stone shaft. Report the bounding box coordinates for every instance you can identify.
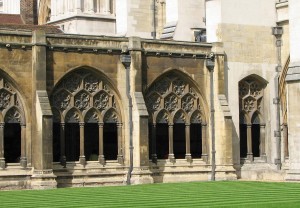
[246,124,253,161]
[79,122,85,165]
[201,123,208,162]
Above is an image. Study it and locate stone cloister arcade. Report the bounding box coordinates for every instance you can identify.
[50,69,124,167]
[0,75,27,169]
[146,72,208,164]
[239,75,267,162]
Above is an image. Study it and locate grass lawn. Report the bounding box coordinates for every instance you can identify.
[1,181,300,207]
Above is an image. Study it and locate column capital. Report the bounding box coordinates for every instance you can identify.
[98,122,104,127]
[79,122,85,127]
[247,124,252,128]
[260,123,266,128]
[168,123,174,127]
[20,123,26,127]
[0,122,4,128]
[185,123,191,127]
[202,123,207,127]
[117,122,123,127]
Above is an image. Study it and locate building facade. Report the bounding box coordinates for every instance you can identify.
[0,0,299,189]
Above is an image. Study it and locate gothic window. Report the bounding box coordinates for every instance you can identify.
[0,76,27,169]
[146,72,208,163]
[50,69,123,166]
[239,76,266,162]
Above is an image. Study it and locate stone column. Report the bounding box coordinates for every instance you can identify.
[60,123,66,167]
[86,0,95,13]
[168,123,175,163]
[0,122,5,169]
[117,122,124,164]
[75,0,83,13]
[20,124,27,168]
[98,122,105,165]
[283,123,289,160]
[51,0,57,19]
[104,0,111,14]
[201,123,208,163]
[185,123,192,162]
[79,122,86,165]
[260,124,267,161]
[57,0,64,15]
[246,124,253,162]
[151,123,157,163]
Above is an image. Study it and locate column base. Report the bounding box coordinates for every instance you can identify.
[185,154,192,163]
[98,155,105,165]
[247,153,253,162]
[60,156,66,167]
[168,154,175,163]
[31,169,57,189]
[0,158,5,169]
[261,154,267,162]
[20,157,27,168]
[117,155,124,165]
[201,154,209,163]
[151,154,157,164]
[79,156,86,166]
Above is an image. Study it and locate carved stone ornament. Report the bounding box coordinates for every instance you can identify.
[173,79,186,96]
[0,91,11,110]
[84,75,99,93]
[85,110,99,123]
[191,112,202,124]
[5,108,22,123]
[174,112,186,123]
[53,90,71,111]
[165,94,178,112]
[66,110,81,123]
[104,110,118,123]
[75,91,90,110]
[243,97,255,113]
[147,93,161,111]
[157,111,169,123]
[94,92,109,111]
[64,75,81,93]
[182,95,194,113]
[155,80,170,95]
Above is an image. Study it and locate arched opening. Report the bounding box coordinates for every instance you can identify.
[238,75,266,162]
[156,123,169,159]
[190,123,202,158]
[4,123,21,163]
[103,123,118,160]
[85,123,99,161]
[145,71,208,163]
[50,68,123,166]
[65,123,80,161]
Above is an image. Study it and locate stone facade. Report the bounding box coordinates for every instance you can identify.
[0,0,299,189]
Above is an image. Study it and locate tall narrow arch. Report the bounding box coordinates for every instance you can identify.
[145,70,208,163]
[50,68,123,166]
[239,75,267,162]
[0,74,27,169]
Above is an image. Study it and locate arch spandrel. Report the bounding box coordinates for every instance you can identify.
[65,107,83,123]
[84,107,102,123]
[155,109,170,124]
[103,108,120,123]
[173,109,187,124]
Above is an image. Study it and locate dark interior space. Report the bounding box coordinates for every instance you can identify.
[252,124,260,157]
[65,123,80,161]
[240,124,247,158]
[53,122,60,162]
[85,123,99,161]
[4,123,21,163]
[103,123,118,160]
[173,123,186,159]
[156,123,169,159]
[190,123,202,158]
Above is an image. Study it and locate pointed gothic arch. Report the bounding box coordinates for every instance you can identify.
[50,68,123,166]
[145,70,208,163]
[0,73,27,169]
[239,75,267,162]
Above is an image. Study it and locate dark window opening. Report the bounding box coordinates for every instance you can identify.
[252,124,260,157]
[148,123,152,158]
[4,123,21,163]
[85,123,99,161]
[173,123,186,159]
[191,124,202,158]
[53,122,60,162]
[103,123,117,160]
[65,123,80,161]
[240,124,247,158]
[156,123,168,159]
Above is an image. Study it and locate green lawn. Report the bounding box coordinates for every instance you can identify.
[1,181,300,207]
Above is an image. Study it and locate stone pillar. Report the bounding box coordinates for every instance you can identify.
[86,0,94,13]
[79,122,86,165]
[31,30,56,189]
[283,123,289,160]
[51,0,57,19]
[151,123,157,163]
[20,124,27,168]
[98,122,105,165]
[185,123,192,162]
[168,123,175,163]
[60,123,66,167]
[201,123,208,163]
[117,122,124,164]
[246,124,253,162]
[260,124,267,161]
[57,0,64,15]
[0,122,5,169]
